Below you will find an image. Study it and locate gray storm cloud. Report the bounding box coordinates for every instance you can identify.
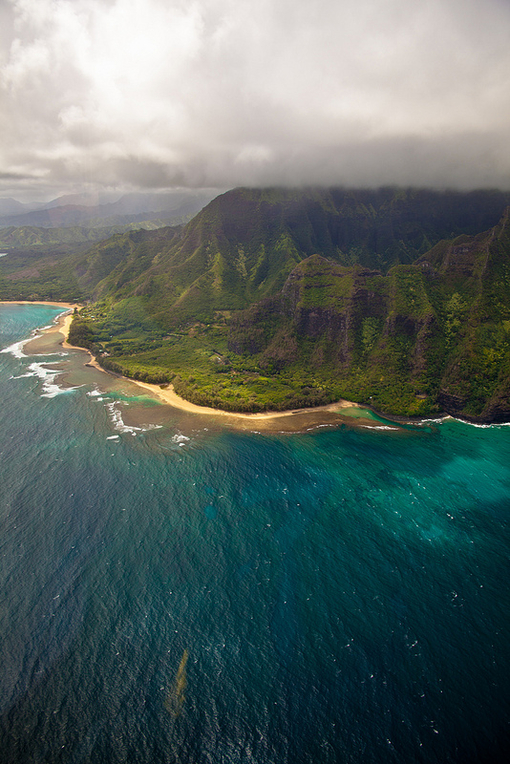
[1,0,510,199]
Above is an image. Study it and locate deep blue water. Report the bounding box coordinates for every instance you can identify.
[0,304,509,763]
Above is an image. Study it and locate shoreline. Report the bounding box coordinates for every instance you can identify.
[68,346,363,422]
[0,300,79,344]
[120,377,361,420]
[50,310,365,422]
[0,301,403,426]
[0,303,446,427]
[3,301,506,428]
[0,300,80,309]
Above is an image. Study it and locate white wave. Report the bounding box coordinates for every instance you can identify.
[404,414,510,429]
[296,424,336,433]
[88,389,105,401]
[25,361,81,399]
[359,424,399,430]
[41,383,80,399]
[105,401,141,436]
[28,361,60,379]
[1,339,28,358]
[451,417,510,429]
[415,416,451,425]
[172,433,190,446]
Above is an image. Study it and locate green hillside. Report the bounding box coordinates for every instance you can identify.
[3,186,510,421]
[0,217,189,248]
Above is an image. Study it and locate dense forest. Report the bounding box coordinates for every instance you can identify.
[3,186,510,421]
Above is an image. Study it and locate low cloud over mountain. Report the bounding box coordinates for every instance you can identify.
[1,0,510,200]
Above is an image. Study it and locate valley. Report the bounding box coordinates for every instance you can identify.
[2,186,510,421]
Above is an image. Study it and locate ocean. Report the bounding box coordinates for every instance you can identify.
[0,303,509,764]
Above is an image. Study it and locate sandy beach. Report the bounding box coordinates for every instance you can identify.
[74,346,360,421]
[1,301,367,424]
[125,378,360,420]
[58,309,361,421]
[0,301,79,309]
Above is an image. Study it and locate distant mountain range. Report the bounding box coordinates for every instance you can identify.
[0,189,218,230]
[2,186,510,422]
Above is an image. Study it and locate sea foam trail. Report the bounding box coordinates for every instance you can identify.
[1,339,29,359]
[27,361,82,398]
[105,401,142,436]
[172,433,191,447]
[103,400,164,437]
[413,415,510,429]
[451,417,510,429]
[360,424,400,431]
[8,356,80,398]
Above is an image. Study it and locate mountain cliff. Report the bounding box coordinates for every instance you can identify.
[226,207,510,421]
[3,186,510,421]
[81,186,510,308]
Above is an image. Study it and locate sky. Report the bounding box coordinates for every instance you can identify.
[1,0,510,201]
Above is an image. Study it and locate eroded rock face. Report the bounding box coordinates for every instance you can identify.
[63,189,510,421]
[227,207,510,421]
[437,389,469,417]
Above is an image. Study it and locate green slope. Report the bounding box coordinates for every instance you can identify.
[70,186,510,321]
[3,186,510,421]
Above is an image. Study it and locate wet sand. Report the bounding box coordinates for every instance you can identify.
[0,301,79,309]
[127,378,361,421]
[3,301,395,431]
[62,344,364,424]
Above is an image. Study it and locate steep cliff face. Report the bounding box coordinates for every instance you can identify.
[60,189,510,421]
[226,209,510,421]
[75,186,510,310]
[429,208,510,422]
[230,256,431,368]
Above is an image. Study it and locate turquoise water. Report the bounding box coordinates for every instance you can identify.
[0,304,509,763]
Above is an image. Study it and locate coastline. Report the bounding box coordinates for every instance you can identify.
[0,301,79,341]
[68,345,362,422]
[54,310,364,422]
[0,302,402,427]
[0,301,80,309]
[118,377,361,420]
[53,315,510,428]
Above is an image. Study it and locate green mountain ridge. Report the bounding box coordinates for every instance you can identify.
[2,186,510,421]
[0,217,192,248]
[225,209,510,421]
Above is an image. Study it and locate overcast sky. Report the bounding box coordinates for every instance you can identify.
[1,0,510,201]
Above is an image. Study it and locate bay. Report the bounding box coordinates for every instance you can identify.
[0,304,509,763]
